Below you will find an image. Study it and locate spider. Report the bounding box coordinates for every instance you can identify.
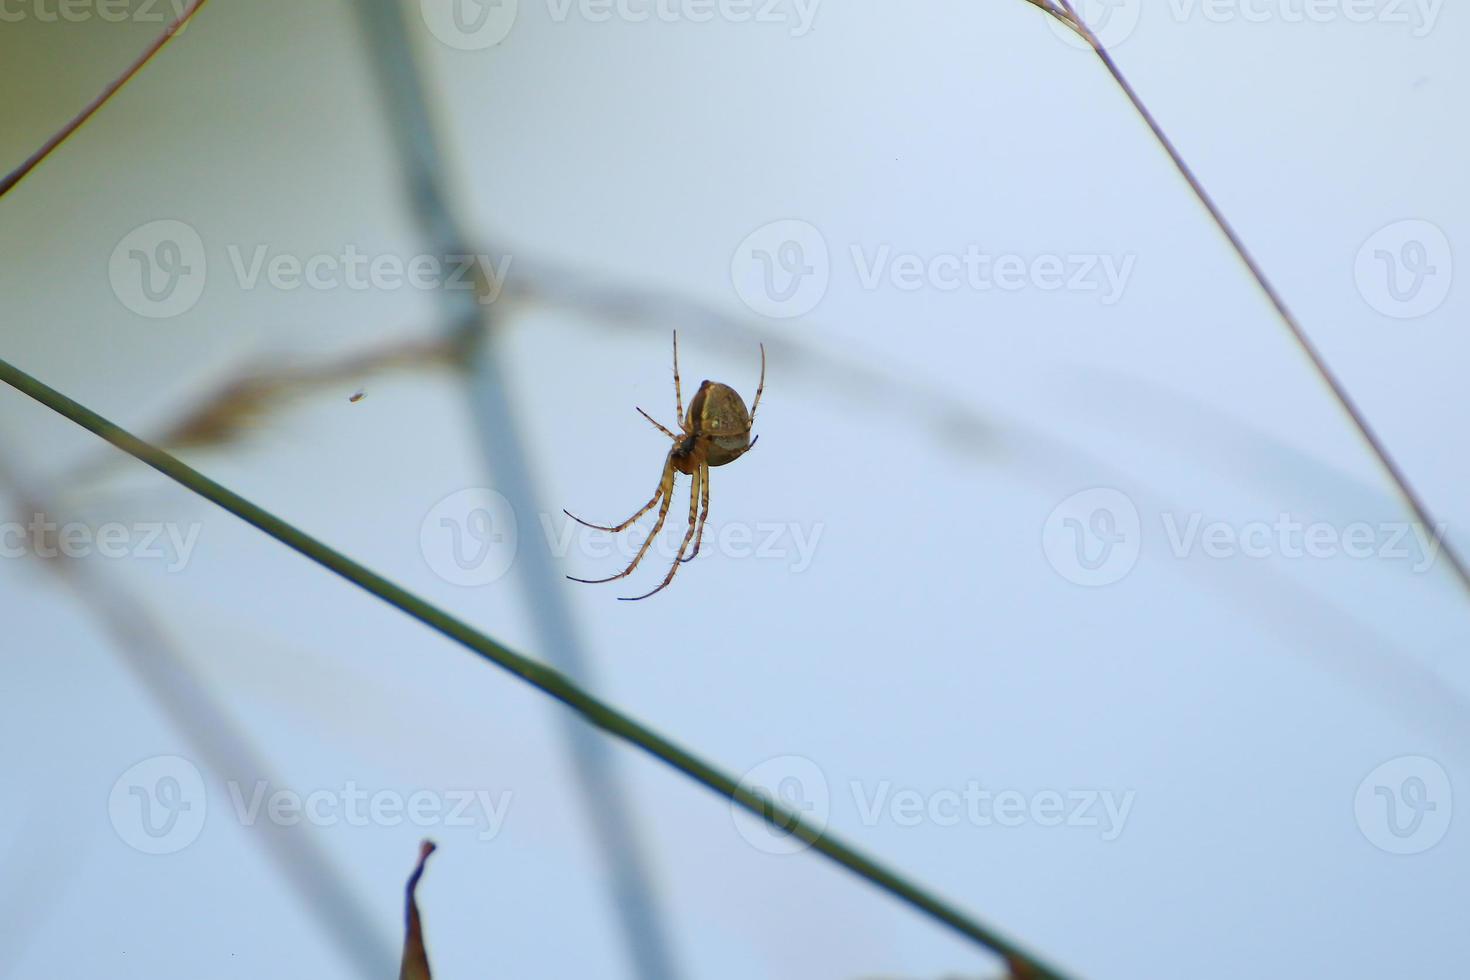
[564,331,765,600]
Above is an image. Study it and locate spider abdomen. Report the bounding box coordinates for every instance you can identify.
[688,380,753,467]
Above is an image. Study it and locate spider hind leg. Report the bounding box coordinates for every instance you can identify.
[621,463,702,600]
[679,463,710,564]
[564,456,676,584]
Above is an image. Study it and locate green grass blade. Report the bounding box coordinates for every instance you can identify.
[0,356,1075,980]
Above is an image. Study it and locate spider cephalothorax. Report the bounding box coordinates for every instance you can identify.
[565,332,765,600]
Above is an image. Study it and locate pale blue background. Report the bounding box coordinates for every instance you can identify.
[1,1,1466,977]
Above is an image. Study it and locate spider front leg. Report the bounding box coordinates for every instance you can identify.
[672,330,684,423]
[749,342,766,423]
[622,463,701,601]
[636,407,678,441]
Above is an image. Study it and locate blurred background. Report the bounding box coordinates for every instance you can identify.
[1,1,1467,977]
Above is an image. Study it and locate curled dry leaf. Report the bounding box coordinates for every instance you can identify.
[399,839,437,980]
[1005,953,1042,979]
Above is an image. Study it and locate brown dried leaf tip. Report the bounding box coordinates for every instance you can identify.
[1004,953,1041,980]
[399,839,437,980]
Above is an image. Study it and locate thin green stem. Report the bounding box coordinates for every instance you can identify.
[1044,0,1470,600]
[0,0,210,200]
[1021,0,1077,33]
[0,356,1075,980]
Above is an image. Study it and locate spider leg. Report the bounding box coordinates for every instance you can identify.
[672,330,685,424]
[636,407,678,441]
[717,342,765,467]
[748,342,766,423]
[710,343,765,468]
[680,462,710,563]
[563,450,672,533]
[713,433,760,470]
[622,462,701,600]
[567,457,677,584]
